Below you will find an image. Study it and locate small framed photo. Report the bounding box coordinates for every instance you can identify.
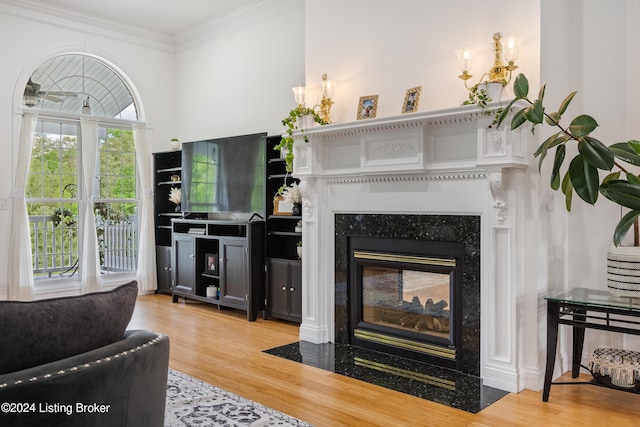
[357,95,379,120]
[273,195,293,216]
[402,86,422,114]
[205,253,218,273]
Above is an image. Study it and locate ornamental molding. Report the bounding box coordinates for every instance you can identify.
[293,101,524,142]
[325,172,487,185]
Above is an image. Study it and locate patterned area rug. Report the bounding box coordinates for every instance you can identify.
[165,369,313,427]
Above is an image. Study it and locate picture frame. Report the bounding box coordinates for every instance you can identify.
[401,86,422,114]
[357,95,379,120]
[205,253,218,273]
[273,195,293,216]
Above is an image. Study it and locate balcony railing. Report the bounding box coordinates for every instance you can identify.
[30,215,137,280]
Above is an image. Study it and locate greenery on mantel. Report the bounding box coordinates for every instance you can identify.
[461,84,491,109]
[274,106,328,173]
[495,73,640,246]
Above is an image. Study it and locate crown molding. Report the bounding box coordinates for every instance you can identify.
[0,0,175,53]
[175,0,302,51]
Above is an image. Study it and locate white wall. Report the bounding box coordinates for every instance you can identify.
[174,0,305,142]
[304,0,541,122]
[0,2,177,294]
[540,0,640,364]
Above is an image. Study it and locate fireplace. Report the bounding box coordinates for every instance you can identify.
[336,213,480,376]
[293,103,536,392]
[349,236,464,370]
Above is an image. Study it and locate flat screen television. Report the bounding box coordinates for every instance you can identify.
[181,132,266,216]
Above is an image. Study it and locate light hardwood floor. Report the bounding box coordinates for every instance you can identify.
[129,294,640,427]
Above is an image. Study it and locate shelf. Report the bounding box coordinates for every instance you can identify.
[268,158,286,164]
[268,215,301,220]
[202,272,219,279]
[156,225,172,230]
[158,213,183,217]
[268,174,289,180]
[157,180,182,185]
[269,231,301,237]
[156,166,182,173]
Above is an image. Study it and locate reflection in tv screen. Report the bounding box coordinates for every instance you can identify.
[181,132,266,216]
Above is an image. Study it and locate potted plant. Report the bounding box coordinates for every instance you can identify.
[281,182,302,216]
[462,83,492,108]
[274,106,328,173]
[495,74,640,294]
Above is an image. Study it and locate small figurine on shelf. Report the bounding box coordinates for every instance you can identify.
[296,240,302,260]
[169,187,181,212]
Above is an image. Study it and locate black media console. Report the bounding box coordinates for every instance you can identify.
[170,218,264,321]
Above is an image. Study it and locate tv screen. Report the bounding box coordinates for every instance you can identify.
[181,132,266,216]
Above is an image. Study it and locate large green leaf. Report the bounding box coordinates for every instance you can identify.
[614,210,640,246]
[550,145,565,190]
[600,180,640,210]
[627,139,640,155]
[609,142,640,166]
[534,132,569,158]
[627,172,640,186]
[545,112,560,126]
[569,154,599,204]
[603,171,621,184]
[494,98,518,129]
[537,82,546,103]
[577,136,614,170]
[524,99,544,124]
[512,74,529,99]
[557,91,577,117]
[568,115,598,138]
[561,170,573,211]
[510,108,527,130]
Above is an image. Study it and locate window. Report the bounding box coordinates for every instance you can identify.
[27,121,79,279]
[26,120,138,282]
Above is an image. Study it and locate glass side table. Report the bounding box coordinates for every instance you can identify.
[543,287,640,401]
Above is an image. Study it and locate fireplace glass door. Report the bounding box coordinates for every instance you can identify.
[349,237,463,369]
[362,265,451,342]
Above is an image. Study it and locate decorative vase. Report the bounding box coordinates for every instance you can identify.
[296,246,302,260]
[480,82,504,102]
[175,204,181,213]
[292,203,302,216]
[297,114,315,130]
[606,245,640,297]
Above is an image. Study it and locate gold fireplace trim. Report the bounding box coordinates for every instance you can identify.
[353,251,456,267]
[354,329,456,360]
[354,357,456,391]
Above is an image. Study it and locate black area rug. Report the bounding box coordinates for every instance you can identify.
[264,342,509,414]
[165,369,313,426]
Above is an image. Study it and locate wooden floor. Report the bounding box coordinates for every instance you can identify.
[129,294,640,427]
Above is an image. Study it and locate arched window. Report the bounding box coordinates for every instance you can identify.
[23,55,137,119]
[23,54,141,287]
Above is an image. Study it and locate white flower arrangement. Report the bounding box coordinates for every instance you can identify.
[282,182,302,204]
[169,187,181,205]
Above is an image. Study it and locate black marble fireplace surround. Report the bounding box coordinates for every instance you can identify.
[335,213,481,377]
[265,214,509,413]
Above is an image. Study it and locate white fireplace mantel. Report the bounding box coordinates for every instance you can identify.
[292,101,538,393]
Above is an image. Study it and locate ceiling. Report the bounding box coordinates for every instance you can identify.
[23,0,258,36]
